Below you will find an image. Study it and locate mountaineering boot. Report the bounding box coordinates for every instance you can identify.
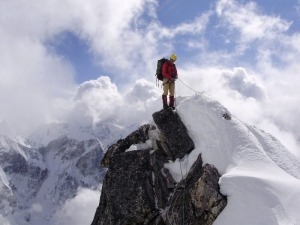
[169,96,175,110]
[162,95,168,109]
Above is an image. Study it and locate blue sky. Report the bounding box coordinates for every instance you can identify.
[49,0,216,83]
[49,0,215,83]
[49,31,98,83]
[1,0,300,155]
[48,0,300,83]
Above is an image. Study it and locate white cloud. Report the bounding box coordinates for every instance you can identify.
[216,0,291,40]
[120,79,161,124]
[29,203,43,213]
[296,1,300,14]
[0,35,76,136]
[54,187,101,225]
[215,0,291,54]
[0,216,11,225]
[222,67,266,100]
[1,0,300,157]
[257,119,300,157]
[0,0,161,135]
[125,79,161,102]
[64,76,123,127]
[62,77,161,129]
[161,12,211,38]
[0,198,13,225]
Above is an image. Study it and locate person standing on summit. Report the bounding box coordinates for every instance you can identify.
[162,53,178,109]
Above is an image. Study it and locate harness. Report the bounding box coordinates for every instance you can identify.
[163,79,175,86]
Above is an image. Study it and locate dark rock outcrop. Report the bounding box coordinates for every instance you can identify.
[164,155,227,225]
[93,150,156,225]
[92,109,227,225]
[151,151,176,210]
[152,108,195,160]
[101,124,152,168]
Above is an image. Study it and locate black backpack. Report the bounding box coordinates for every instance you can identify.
[155,58,167,81]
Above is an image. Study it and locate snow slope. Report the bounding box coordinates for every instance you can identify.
[164,93,300,225]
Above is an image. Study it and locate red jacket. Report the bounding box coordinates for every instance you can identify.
[162,60,177,79]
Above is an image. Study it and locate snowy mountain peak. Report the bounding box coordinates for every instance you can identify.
[27,123,70,148]
[27,121,131,150]
[0,134,105,225]
[0,120,29,147]
[0,134,28,161]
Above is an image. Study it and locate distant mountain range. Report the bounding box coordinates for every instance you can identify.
[1,93,300,225]
[0,118,140,225]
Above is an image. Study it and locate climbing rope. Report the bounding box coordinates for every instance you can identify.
[174,87,177,109]
[179,160,185,225]
[156,78,160,87]
[174,77,199,109]
[177,77,232,120]
[177,77,202,94]
[179,155,189,225]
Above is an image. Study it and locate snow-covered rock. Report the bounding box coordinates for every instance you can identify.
[0,135,105,225]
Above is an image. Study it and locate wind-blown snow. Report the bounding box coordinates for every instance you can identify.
[0,121,29,147]
[163,93,300,225]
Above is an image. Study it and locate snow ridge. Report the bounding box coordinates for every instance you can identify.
[172,93,300,225]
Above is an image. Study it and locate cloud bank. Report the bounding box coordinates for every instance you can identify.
[54,187,101,225]
[0,0,299,155]
[64,76,161,128]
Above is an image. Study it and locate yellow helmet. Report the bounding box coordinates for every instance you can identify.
[170,53,177,61]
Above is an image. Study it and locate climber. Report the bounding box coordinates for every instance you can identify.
[162,53,178,110]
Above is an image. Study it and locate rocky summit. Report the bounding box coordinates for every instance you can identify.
[92,108,227,225]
